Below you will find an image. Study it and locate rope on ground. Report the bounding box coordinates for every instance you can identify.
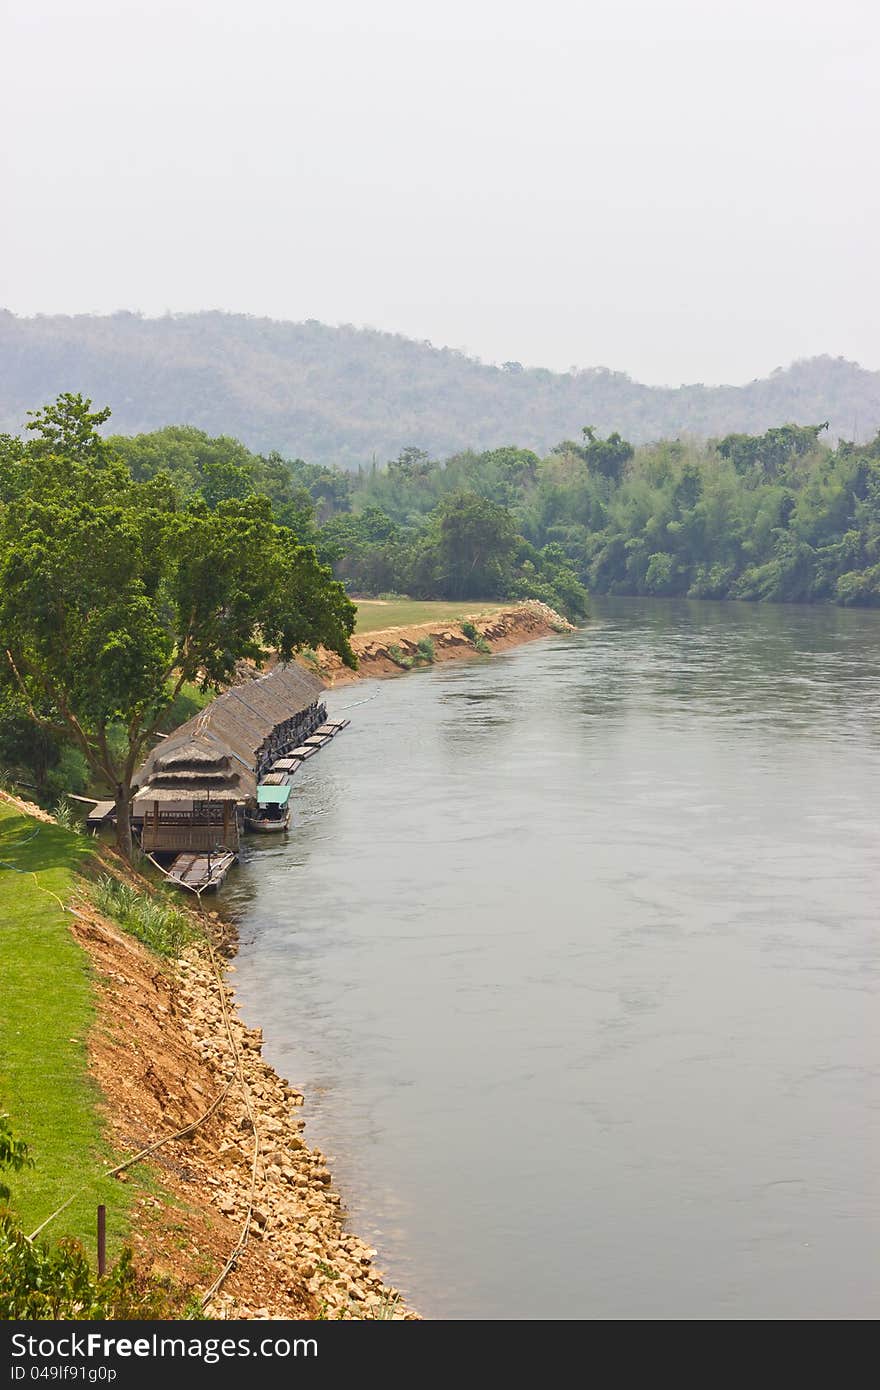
[107,855,261,1311]
[26,1074,237,1241]
[25,880,242,1250]
[199,931,262,1312]
[0,825,41,849]
[143,861,262,1310]
[0,829,87,918]
[9,809,262,1309]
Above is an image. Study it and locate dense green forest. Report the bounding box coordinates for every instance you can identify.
[111,416,880,611]
[2,311,880,467]
[3,396,880,807]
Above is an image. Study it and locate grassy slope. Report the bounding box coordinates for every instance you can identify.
[0,803,136,1257]
[353,598,505,634]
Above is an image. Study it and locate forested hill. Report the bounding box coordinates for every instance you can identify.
[2,310,879,469]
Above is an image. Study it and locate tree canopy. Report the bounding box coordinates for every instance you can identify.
[0,395,356,855]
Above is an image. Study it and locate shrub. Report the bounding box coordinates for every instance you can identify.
[0,1116,33,1205]
[460,620,490,654]
[836,565,880,606]
[51,798,85,834]
[387,644,413,670]
[0,1212,199,1319]
[94,876,195,958]
[415,636,435,664]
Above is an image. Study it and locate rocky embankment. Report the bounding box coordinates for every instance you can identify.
[169,933,415,1318]
[71,896,415,1318]
[0,786,414,1320]
[317,599,574,686]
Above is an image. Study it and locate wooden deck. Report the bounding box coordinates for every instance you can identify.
[278,720,349,765]
[269,757,302,773]
[167,850,237,893]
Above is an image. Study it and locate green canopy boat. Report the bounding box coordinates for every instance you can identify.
[245,782,292,833]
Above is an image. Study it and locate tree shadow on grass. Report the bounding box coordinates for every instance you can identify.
[0,808,91,883]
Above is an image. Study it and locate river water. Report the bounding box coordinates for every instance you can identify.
[225,598,880,1320]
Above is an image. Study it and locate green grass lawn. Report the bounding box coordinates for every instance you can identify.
[0,802,138,1258]
[353,598,506,634]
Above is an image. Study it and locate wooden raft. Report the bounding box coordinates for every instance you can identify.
[167,850,237,893]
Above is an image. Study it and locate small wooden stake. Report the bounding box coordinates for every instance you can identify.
[97,1204,106,1276]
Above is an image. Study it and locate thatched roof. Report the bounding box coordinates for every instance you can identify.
[133,662,325,805]
[154,740,228,770]
[132,784,241,805]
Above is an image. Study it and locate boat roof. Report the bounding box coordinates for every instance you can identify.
[256,784,292,806]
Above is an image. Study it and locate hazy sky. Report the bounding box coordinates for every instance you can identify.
[2,0,877,385]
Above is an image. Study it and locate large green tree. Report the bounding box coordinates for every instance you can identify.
[434,492,518,599]
[0,395,356,857]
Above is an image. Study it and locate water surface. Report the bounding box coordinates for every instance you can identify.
[226,598,880,1319]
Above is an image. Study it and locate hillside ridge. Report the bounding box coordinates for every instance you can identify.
[2,310,878,467]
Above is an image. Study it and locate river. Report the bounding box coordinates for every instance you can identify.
[225,597,880,1319]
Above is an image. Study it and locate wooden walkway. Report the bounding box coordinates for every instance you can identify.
[267,719,351,775]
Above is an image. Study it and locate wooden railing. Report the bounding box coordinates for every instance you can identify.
[140,823,240,853]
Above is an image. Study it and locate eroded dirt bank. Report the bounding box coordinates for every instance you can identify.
[316,599,574,686]
[82,909,415,1317]
[1,790,414,1319]
[81,897,416,1319]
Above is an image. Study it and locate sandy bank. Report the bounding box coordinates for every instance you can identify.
[317,599,574,686]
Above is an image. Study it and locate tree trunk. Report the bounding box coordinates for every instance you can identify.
[115,782,134,860]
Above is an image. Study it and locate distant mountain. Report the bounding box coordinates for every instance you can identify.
[1,310,878,468]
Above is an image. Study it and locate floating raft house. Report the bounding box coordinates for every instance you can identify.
[131,663,328,859]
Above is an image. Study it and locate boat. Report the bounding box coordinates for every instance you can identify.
[245,782,292,833]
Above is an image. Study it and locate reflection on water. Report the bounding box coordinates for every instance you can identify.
[226,598,880,1319]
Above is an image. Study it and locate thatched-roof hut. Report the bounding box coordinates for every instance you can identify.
[132,663,326,853]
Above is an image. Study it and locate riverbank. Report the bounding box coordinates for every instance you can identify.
[0,790,415,1319]
[1,601,573,1317]
[316,599,574,685]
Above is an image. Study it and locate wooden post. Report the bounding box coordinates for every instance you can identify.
[223,799,230,849]
[97,1204,106,1276]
